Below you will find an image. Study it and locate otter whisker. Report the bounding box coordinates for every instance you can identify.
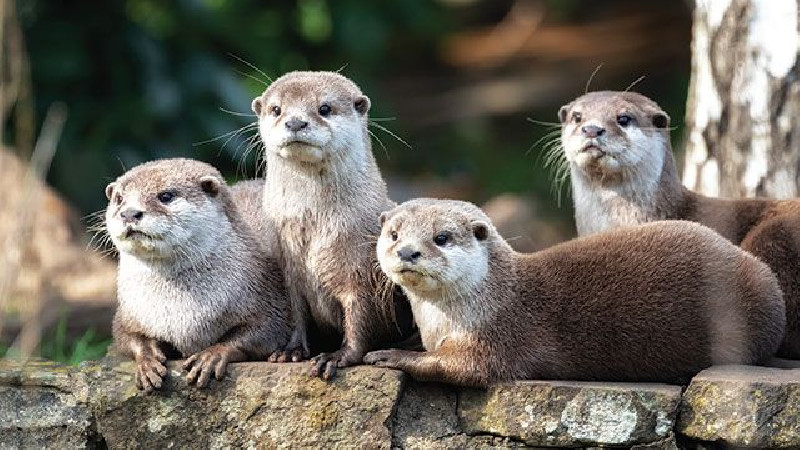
[623,75,646,92]
[234,130,262,177]
[585,63,604,94]
[219,107,256,118]
[525,117,562,128]
[528,129,561,157]
[368,129,390,161]
[368,121,412,150]
[227,53,273,84]
[193,122,258,147]
[234,68,270,87]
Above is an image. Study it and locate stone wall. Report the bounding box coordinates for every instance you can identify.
[0,359,798,449]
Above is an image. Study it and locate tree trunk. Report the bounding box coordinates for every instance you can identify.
[683,0,800,199]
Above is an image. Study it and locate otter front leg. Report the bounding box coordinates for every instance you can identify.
[269,286,311,362]
[363,347,490,387]
[113,315,168,393]
[309,293,370,380]
[121,336,168,393]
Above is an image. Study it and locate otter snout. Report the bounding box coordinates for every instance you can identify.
[581,124,605,138]
[120,208,144,224]
[397,246,421,263]
[285,118,309,132]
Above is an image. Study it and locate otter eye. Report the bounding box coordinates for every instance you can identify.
[390,230,398,241]
[572,112,582,124]
[271,105,281,117]
[617,114,633,127]
[157,191,176,204]
[114,194,123,206]
[319,103,332,117]
[433,233,450,247]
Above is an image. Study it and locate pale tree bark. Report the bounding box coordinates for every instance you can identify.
[683,0,800,199]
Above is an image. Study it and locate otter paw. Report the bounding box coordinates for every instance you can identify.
[363,349,405,369]
[183,345,242,388]
[135,356,168,393]
[309,349,362,380]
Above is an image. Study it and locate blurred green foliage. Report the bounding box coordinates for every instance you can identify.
[18,0,450,214]
[1,316,111,365]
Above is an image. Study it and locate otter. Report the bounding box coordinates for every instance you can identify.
[558,91,800,358]
[106,158,290,391]
[251,71,414,379]
[363,198,785,387]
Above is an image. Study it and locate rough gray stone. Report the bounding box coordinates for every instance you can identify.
[4,359,799,449]
[0,359,96,449]
[678,365,800,448]
[90,361,404,449]
[458,381,682,448]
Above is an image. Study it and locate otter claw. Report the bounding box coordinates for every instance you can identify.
[269,345,309,363]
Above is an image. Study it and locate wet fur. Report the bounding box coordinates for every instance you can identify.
[107,159,291,389]
[560,91,800,358]
[365,199,785,387]
[252,71,413,375]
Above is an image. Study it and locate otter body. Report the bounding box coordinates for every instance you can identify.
[559,91,800,358]
[107,159,290,391]
[364,199,785,387]
[252,71,413,378]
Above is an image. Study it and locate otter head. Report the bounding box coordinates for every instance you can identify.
[558,91,670,183]
[251,71,371,166]
[377,199,493,298]
[105,158,228,262]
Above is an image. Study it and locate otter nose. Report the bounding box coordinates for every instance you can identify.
[397,246,422,263]
[120,208,144,223]
[285,118,309,132]
[581,125,605,138]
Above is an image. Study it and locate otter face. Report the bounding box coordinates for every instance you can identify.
[251,71,371,166]
[105,159,226,261]
[558,91,670,181]
[377,200,491,297]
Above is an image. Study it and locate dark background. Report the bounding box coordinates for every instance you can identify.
[16,0,692,234]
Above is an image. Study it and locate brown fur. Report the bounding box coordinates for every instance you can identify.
[106,159,290,391]
[559,91,800,358]
[364,199,785,387]
[252,71,414,378]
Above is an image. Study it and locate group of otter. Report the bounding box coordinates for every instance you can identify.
[104,72,797,392]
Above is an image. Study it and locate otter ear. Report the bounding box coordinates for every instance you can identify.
[105,182,116,201]
[354,95,370,116]
[652,112,670,129]
[379,211,390,227]
[251,97,263,116]
[199,176,222,197]
[472,221,489,241]
[558,105,570,124]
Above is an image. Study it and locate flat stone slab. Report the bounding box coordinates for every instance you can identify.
[458,380,682,448]
[678,365,800,448]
